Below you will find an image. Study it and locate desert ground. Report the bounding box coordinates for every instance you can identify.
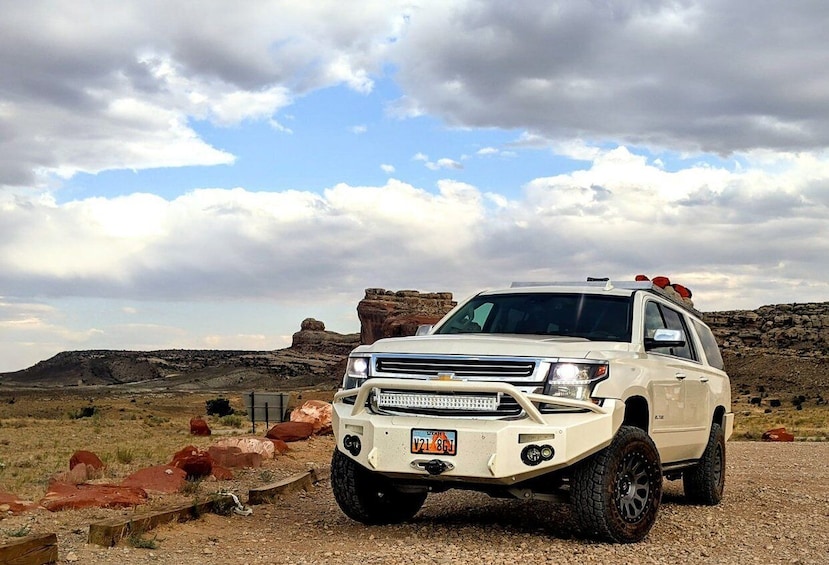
[0,389,827,564]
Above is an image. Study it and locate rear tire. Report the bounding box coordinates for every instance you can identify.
[571,426,663,543]
[683,423,725,505]
[331,449,427,525]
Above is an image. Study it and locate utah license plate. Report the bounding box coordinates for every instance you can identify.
[411,429,457,456]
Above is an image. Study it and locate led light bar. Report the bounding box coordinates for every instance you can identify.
[377,392,499,411]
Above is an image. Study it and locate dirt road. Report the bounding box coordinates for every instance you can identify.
[12,439,820,564]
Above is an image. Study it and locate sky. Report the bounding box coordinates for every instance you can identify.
[2,0,829,373]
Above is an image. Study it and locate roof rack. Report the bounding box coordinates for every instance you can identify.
[509,280,702,316]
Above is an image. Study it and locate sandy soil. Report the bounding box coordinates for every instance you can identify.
[2,437,827,565]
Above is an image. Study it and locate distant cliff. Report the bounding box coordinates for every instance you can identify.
[0,290,827,399]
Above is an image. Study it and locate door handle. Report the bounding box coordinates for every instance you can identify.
[700,376,709,383]
[675,372,687,380]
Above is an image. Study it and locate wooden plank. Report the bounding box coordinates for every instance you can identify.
[0,533,58,565]
[88,496,232,547]
[247,471,314,505]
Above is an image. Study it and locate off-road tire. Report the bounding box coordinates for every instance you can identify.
[683,422,725,505]
[331,449,427,525]
[572,425,663,543]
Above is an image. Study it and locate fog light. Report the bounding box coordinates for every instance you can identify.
[521,445,543,466]
[343,434,362,456]
[540,445,554,461]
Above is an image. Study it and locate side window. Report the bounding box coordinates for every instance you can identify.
[693,319,725,370]
[643,301,697,361]
[661,307,696,361]
[644,301,665,339]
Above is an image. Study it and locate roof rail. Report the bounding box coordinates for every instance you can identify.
[509,280,701,316]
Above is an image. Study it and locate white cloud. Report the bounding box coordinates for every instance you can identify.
[351,125,368,134]
[391,1,829,153]
[0,1,408,189]
[380,164,395,173]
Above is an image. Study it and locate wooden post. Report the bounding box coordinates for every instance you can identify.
[0,533,58,565]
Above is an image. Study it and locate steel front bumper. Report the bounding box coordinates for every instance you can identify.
[333,379,625,485]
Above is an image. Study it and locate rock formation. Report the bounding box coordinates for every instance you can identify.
[704,302,829,357]
[357,288,456,345]
[290,318,360,355]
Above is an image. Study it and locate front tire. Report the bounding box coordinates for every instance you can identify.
[331,449,427,525]
[572,426,663,543]
[683,422,725,505]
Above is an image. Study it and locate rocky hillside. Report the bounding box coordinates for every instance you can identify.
[705,303,828,400]
[0,290,826,401]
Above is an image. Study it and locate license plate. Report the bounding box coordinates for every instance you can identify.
[411,429,457,456]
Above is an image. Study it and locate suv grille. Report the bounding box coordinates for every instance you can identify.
[366,354,544,418]
[375,356,536,379]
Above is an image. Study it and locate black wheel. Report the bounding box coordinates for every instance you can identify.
[683,422,725,505]
[330,449,427,525]
[572,426,663,543]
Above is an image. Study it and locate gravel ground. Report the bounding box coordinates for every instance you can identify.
[3,439,828,564]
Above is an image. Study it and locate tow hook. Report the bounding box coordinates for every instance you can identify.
[411,459,454,475]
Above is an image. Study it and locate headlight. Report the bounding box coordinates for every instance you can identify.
[543,362,608,402]
[342,355,370,390]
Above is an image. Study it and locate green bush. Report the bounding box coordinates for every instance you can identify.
[219,414,244,428]
[205,397,234,417]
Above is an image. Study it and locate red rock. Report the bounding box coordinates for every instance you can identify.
[69,450,104,473]
[207,446,262,469]
[121,465,187,493]
[290,400,333,435]
[190,417,212,436]
[170,445,213,478]
[211,465,234,480]
[53,462,96,485]
[0,489,39,514]
[40,480,147,511]
[761,427,795,442]
[270,439,290,455]
[265,421,314,442]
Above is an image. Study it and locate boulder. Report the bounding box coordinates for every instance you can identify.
[214,437,276,459]
[211,465,234,481]
[40,481,147,511]
[53,462,98,485]
[170,445,213,479]
[761,427,795,442]
[270,439,290,455]
[190,417,212,436]
[69,450,104,476]
[266,421,314,442]
[207,445,263,469]
[0,490,39,514]
[290,400,333,435]
[121,465,187,493]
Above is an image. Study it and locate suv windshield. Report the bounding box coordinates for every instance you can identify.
[435,292,633,342]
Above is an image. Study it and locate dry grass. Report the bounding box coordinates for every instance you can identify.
[731,400,829,441]
[0,388,825,503]
[0,391,253,500]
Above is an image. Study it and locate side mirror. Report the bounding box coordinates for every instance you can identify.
[415,324,433,336]
[644,328,686,350]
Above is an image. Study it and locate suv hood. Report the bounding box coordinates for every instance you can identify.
[353,334,633,359]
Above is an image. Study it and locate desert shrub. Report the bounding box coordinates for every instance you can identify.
[205,397,234,417]
[4,524,31,537]
[181,477,202,495]
[219,414,244,428]
[127,532,158,549]
[68,405,98,419]
[115,446,135,464]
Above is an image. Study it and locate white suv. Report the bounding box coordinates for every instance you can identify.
[331,280,733,543]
